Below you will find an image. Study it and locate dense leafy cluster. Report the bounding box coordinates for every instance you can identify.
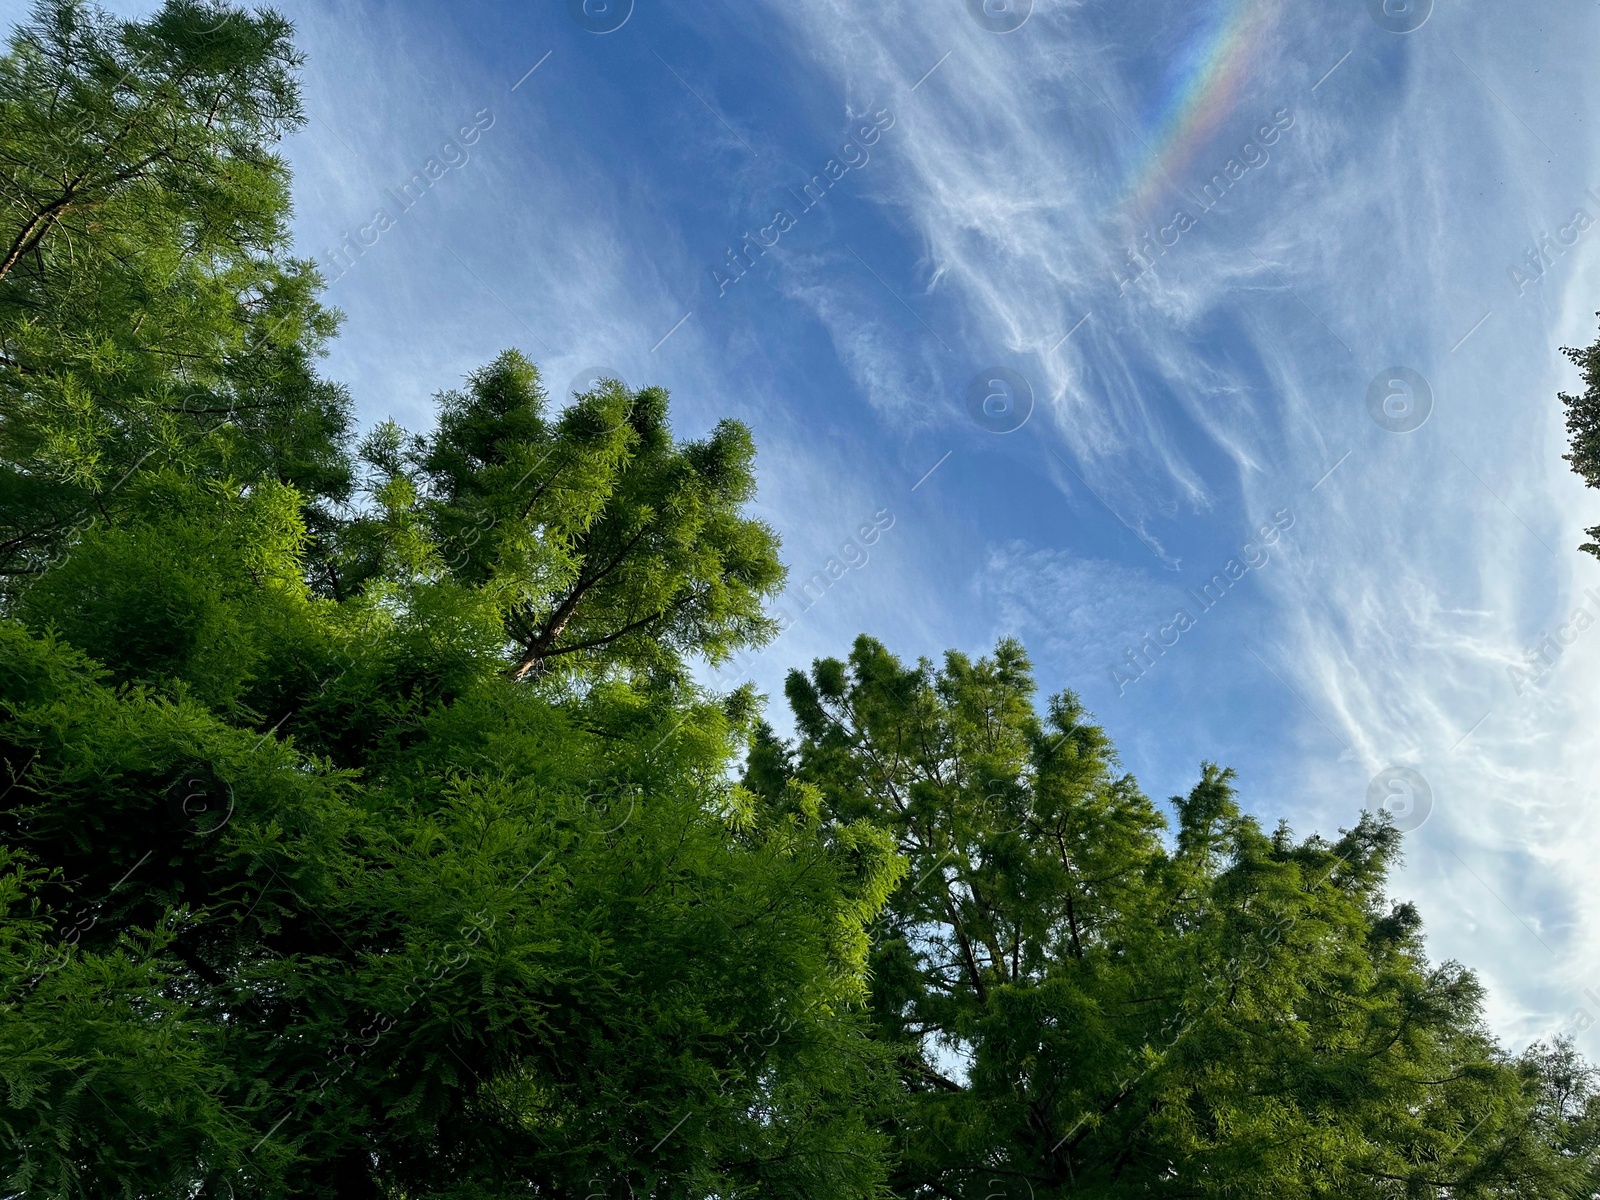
[1560,317,1600,557]
[0,0,350,590]
[0,3,1595,1198]
[0,5,894,1197]
[753,638,1600,1198]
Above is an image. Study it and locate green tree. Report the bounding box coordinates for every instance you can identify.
[1560,316,1600,557]
[409,350,786,683]
[0,342,883,1194]
[755,635,1600,1199]
[0,0,352,593]
[0,472,899,1195]
[0,381,894,1199]
[3,2,1594,1196]
[0,3,894,1195]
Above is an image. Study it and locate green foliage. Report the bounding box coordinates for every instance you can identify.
[1560,316,1600,556]
[0,2,1594,1197]
[402,350,787,683]
[0,4,878,1196]
[17,471,312,711]
[0,598,903,1196]
[756,636,1600,1199]
[0,851,285,1199]
[0,0,351,591]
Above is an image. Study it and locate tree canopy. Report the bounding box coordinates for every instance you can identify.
[0,0,354,590]
[0,4,892,1196]
[0,2,1595,1198]
[754,636,1600,1198]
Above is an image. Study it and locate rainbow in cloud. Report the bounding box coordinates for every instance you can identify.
[1122,0,1281,220]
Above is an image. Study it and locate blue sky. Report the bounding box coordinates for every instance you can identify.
[30,0,1600,1054]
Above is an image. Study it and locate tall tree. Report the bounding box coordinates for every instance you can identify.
[755,636,1600,1199]
[0,0,351,593]
[3,3,1595,1197]
[0,369,884,1199]
[0,3,884,1196]
[0,481,898,1194]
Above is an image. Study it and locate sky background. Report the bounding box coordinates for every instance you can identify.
[20,0,1600,1056]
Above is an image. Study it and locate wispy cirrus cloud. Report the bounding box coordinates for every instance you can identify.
[748,0,1600,1051]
